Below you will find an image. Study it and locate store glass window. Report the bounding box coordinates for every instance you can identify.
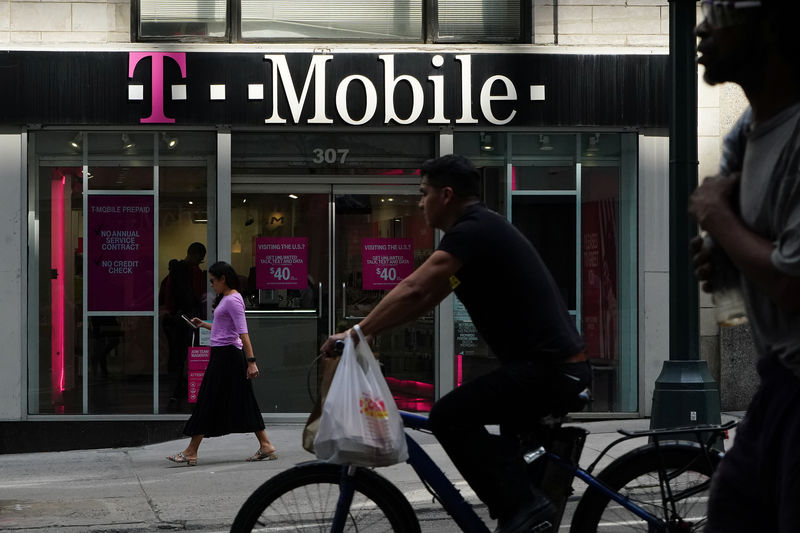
[241,0,422,40]
[135,0,524,42]
[451,131,638,413]
[139,0,227,39]
[28,131,216,415]
[436,0,521,41]
[230,132,436,413]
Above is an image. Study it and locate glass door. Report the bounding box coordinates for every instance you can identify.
[334,185,435,412]
[230,184,329,413]
[231,182,436,414]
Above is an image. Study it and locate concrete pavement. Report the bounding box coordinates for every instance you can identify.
[0,415,740,532]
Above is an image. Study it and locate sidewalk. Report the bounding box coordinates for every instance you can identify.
[0,415,740,532]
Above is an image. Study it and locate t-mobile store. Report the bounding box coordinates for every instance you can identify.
[0,49,669,439]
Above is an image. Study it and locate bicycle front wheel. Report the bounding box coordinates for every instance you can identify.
[570,441,721,533]
[230,461,421,533]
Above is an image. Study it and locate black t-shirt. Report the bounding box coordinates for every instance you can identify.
[438,203,584,363]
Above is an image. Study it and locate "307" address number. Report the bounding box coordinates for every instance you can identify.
[312,148,350,164]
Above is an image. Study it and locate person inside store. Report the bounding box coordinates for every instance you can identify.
[319,154,590,533]
[88,315,121,380]
[160,242,207,411]
[167,261,277,466]
[690,1,800,531]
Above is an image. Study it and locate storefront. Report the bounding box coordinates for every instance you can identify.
[2,49,669,431]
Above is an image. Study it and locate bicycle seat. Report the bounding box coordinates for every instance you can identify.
[543,388,591,422]
[515,388,592,443]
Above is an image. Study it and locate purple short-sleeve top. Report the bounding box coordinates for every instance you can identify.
[210,292,248,348]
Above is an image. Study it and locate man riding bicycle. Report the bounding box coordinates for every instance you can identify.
[321,154,591,533]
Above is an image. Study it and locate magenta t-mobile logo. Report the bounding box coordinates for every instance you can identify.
[128,52,187,123]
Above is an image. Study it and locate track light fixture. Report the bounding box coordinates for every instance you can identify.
[585,133,600,155]
[539,135,554,151]
[121,133,136,151]
[479,132,494,152]
[160,132,178,149]
[69,133,82,150]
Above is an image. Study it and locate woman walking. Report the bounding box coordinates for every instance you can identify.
[167,261,277,466]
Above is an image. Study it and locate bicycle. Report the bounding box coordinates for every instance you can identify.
[231,389,735,533]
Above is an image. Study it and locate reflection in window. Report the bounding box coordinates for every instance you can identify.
[512,165,576,191]
[139,0,227,38]
[158,164,212,413]
[32,163,84,413]
[88,316,154,414]
[437,0,520,41]
[512,195,577,309]
[581,166,620,411]
[29,131,215,415]
[241,0,422,40]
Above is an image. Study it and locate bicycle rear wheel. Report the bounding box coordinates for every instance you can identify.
[230,461,421,533]
[570,442,721,533]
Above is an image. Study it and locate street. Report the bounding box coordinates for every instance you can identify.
[0,417,737,532]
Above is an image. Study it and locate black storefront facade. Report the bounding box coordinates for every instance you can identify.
[0,49,670,452]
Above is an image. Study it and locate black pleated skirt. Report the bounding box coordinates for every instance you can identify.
[183,345,265,437]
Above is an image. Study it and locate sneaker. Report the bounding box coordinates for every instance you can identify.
[494,498,556,533]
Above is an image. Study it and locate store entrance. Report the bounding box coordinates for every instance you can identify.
[230,181,435,414]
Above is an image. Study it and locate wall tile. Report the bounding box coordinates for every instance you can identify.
[557,0,626,5]
[556,6,592,34]
[72,3,108,31]
[107,30,129,42]
[593,6,661,35]
[626,34,668,47]
[697,106,719,137]
[533,34,555,45]
[110,2,127,32]
[700,307,719,337]
[557,33,626,46]
[0,1,9,31]
[10,30,42,41]
[11,2,70,31]
[698,136,722,182]
[697,70,720,109]
[41,29,104,41]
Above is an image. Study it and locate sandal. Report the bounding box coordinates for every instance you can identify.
[246,448,278,462]
[166,452,197,466]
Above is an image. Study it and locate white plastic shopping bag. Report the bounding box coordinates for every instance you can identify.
[313,326,408,466]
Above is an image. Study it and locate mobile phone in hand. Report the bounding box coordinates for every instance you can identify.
[181,314,198,329]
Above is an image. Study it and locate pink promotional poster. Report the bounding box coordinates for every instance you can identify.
[255,237,308,290]
[87,195,154,312]
[187,347,211,403]
[361,238,414,290]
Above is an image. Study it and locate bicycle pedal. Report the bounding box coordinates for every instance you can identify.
[530,521,553,533]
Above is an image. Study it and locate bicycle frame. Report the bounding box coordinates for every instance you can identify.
[330,412,731,532]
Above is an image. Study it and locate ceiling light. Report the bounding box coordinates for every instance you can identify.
[585,133,600,155]
[479,132,494,152]
[539,135,554,152]
[160,132,178,149]
[288,194,299,199]
[70,133,82,150]
[121,133,136,150]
